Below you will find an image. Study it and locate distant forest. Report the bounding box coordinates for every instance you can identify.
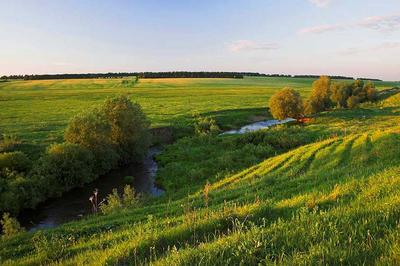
[0,72,382,81]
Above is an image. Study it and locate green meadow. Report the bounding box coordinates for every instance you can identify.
[1,77,400,265]
[1,77,397,154]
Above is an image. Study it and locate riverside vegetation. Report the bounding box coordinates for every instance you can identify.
[0,76,400,265]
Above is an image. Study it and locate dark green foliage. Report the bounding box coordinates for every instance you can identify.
[0,151,31,172]
[64,110,119,174]
[101,95,151,164]
[347,95,360,109]
[34,143,95,192]
[0,134,22,152]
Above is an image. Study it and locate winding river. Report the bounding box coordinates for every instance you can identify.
[20,147,164,231]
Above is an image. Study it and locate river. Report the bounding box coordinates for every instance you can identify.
[19,147,164,231]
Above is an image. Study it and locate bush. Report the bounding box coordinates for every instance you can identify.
[0,151,31,172]
[65,95,150,169]
[34,143,95,192]
[1,213,24,239]
[269,88,304,119]
[101,95,151,164]
[100,185,138,214]
[194,116,221,136]
[0,134,22,152]
[124,175,135,184]
[64,110,119,174]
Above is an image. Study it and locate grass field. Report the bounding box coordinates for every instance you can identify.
[1,77,398,155]
[1,77,400,265]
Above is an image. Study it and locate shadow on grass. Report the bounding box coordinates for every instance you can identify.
[318,107,399,120]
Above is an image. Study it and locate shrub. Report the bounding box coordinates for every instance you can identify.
[100,185,138,214]
[0,151,31,172]
[34,143,95,192]
[0,134,22,152]
[64,110,119,174]
[1,212,24,238]
[100,189,122,214]
[101,95,151,164]
[65,95,150,168]
[194,116,220,136]
[269,88,304,119]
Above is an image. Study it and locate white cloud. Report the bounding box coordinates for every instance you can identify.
[308,0,332,8]
[299,13,400,35]
[228,40,280,52]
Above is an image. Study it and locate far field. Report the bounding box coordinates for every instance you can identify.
[1,77,398,155]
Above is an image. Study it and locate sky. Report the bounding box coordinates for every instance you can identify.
[0,0,399,80]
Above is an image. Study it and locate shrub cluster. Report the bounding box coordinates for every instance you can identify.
[0,96,150,215]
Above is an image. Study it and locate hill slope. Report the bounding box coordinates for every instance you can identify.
[1,91,400,265]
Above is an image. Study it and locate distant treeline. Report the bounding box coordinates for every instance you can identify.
[0,72,383,81]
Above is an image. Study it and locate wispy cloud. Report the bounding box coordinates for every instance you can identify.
[358,14,400,32]
[299,13,400,35]
[308,0,332,8]
[339,41,400,55]
[298,24,343,35]
[228,40,280,52]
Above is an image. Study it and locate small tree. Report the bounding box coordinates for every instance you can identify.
[269,88,304,120]
[305,76,332,115]
[101,95,151,164]
[35,143,95,191]
[330,83,352,108]
[347,95,360,109]
[1,213,24,238]
[364,82,378,102]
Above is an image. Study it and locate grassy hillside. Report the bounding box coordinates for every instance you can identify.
[1,88,399,265]
[1,77,398,156]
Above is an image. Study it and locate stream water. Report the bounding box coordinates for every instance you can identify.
[19,148,164,231]
[221,118,296,135]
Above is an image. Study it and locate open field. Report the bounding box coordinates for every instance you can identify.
[1,77,400,265]
[1,77,398,155]
[1,87,400,265]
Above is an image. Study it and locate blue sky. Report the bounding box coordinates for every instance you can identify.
[0,0,399,80]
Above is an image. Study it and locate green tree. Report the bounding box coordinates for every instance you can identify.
[101,95,151,164]
[330,83,352,108]
[35,143,95,192]
[269,88,304,120]
[364,81,378,102]
[65,108,119,174]
[305,76,332,115]
[347,95,360,109]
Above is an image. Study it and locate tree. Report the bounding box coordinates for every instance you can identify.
[347,95,360,109]
[101,95,151,164]
[269,88,304,120]
[35,143,95,191]
[364,81,378,102]
[64,110,119,174]
[330,83,352,108]
[305,76,332,115]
